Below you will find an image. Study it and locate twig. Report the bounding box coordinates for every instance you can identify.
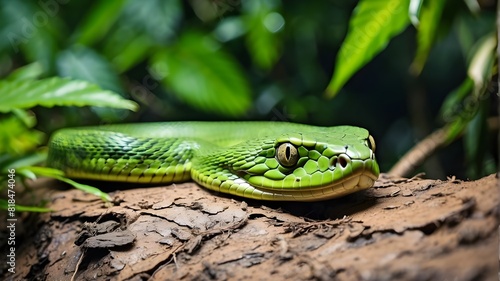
[389,117,498,177]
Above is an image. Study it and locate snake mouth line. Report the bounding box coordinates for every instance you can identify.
[245,165,379,201]
[253,168,378,193]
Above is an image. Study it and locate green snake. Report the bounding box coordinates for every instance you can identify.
[47,122,379,201]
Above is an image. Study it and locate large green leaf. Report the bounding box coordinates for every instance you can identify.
[0,77,138,112]
[411,0,447,74]
[152,33,252,117]
[326,0,411,97]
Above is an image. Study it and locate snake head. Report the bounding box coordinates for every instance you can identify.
[221,126,380,201]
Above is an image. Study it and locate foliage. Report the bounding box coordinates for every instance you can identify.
[0,63,135,210]
[327,0,497,178]
[0,0,497,195]
[326,0,411,96]
[0,76,137,113]
[151,32,252,116]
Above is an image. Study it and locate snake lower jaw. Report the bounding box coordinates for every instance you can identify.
[295,171,379,202]
[231,169,379,202]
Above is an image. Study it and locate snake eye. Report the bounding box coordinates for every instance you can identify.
[366,135,376,152]
[276,143,299,167]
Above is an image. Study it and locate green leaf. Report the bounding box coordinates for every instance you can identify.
[6,62,45,81]
[120,0,182,43]
[57,46,124,94]
[408,0,423,26]
[243,0,283,69]
[73,0,127,46]
[26,166,111,201]
[100,0,181,72]
[151,33,252,117]
[0,1,61,71]
[0,77,138,112]
[463,0,480,14]
[20,166,64,178]
[467,32,496,96]
[410,0,447,75]
[464,103,488,178]
[0,116,44,155]
[12,108,37,127]
[107,31,154,73]
[439,77,474,123]
[189,0,238,21]
[444,118,466,144]
[0,199,52,212]
[326,0,411,97]
[443,33,497,144]
[0,152,47,174]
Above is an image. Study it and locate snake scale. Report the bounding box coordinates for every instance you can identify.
[47,122,379,201]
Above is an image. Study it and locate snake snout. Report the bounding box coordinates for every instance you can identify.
[330,153,350,169]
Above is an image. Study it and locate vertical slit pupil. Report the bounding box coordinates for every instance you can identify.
[285,145,291,160]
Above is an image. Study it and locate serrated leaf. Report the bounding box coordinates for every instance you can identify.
[410,0,447,75]
[326,0,411,97]
[0,77,138,112]
[151,33,252,117]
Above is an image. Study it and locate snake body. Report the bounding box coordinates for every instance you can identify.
[47,122,379,201]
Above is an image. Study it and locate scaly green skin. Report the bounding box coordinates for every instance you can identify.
[47,122,380,201]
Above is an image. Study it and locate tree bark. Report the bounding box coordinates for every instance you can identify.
[1,173,498,281]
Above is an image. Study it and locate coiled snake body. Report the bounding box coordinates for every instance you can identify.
[47,122,379,201]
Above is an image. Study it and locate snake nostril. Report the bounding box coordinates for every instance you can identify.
[338,155,348,168]
[330,154,349,169]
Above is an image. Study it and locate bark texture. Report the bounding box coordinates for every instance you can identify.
[1,173,499,281]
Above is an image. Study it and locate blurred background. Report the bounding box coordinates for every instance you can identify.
[0,0,497,180]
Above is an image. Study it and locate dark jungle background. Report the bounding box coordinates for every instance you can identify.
[0,0,497,183]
